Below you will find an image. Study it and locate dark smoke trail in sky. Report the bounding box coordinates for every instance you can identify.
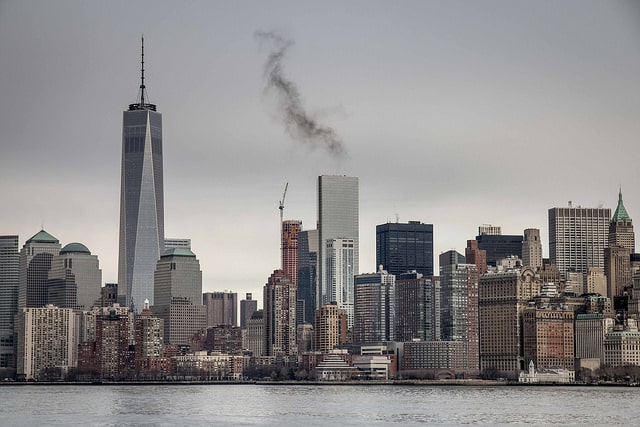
[255,30,345,157]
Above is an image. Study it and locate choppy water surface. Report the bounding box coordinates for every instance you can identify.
[2,384,639,426]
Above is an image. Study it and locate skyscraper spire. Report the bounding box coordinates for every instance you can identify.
[140,35,146,106]
[129,35,156,111]
[612,187,631,223]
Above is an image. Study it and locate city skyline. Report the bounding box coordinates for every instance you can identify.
[1,1,639,303]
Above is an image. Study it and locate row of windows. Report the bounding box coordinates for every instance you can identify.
[124,137,162,154]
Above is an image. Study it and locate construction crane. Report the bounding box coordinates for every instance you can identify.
[279,182,288,225]
[279,183,288,270]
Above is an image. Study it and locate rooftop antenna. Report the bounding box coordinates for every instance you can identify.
[130,35,156,111]
[140,35,146,105]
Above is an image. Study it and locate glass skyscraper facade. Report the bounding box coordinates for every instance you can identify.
[475,234,523,267]
[297,229,318,325]
[317,175,358,323]
[376,221,433,277]
[117,43,164,313]
[0,235,19,368]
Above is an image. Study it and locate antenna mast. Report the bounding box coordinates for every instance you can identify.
[140,35,146,106]
[129,35,156,111]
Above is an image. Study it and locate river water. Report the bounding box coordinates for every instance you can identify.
[1,384,639,426]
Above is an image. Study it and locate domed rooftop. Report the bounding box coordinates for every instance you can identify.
[60,242,91,254]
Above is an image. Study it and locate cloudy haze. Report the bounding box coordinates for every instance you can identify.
[1,1,639,306]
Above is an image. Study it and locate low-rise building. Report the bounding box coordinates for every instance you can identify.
[174,351,243,380]
[519,360,574,383]
[604,319,640,367]
[315,351,355,381]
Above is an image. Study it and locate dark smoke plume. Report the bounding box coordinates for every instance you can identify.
[255,30,345,156]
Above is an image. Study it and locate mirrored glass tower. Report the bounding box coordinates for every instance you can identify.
[118,37,164,313]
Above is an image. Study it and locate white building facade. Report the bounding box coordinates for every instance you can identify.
[317,175,359,316]
[16,305,78,380]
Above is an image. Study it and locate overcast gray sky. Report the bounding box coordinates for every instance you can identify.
[1,1,639,306]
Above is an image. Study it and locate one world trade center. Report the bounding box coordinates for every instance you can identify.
[118,37,164,313]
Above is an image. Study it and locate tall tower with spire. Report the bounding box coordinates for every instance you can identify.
[609,189,634,252]
[605,189,634,298]
[118,37,164,313]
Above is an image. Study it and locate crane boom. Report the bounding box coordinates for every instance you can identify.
[279,182,289,270]
[279,182,288,222]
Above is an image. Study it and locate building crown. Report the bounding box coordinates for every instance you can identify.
[612,188,631,223]
[129,35,156,111]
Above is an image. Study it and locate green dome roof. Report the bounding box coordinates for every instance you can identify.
[60,242,91,254]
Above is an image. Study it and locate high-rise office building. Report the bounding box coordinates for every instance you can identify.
[376,221,434,277]
[313,302,348,353]
[325,238,355,328]
[152,248,205,345]
[203,291,237,327]
[575,313,613,364]
[353,267,395,344]
[522,304,574,372]
[18,230,61,309]
[522,228,543,270]
[548,204,610,277]
[394,272,440,342]
[154,249,202,307]
[240,293,258,329]
[263,270,297,356]
[605,190,634,298]
[605,246,632,298]
[118,38,165,313]
[476,234,523,267]
[297,229,318,325]
[465,240,487,275]
[608,190,635,252]
[317,175,359,311]
[0,236,19,369]
[282,220,301,288]
[244,309,264,357]
[439,250,479,371]
[47,243,102,311]
[479,268,542,378]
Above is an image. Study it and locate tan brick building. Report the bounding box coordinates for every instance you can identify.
[522,304,574,371]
